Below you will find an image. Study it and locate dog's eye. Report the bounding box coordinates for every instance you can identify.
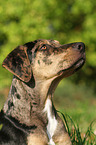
[41,46,47,50]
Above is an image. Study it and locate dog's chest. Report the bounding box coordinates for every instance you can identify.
[44,98,58,145]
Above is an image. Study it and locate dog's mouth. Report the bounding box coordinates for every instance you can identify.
[74,57,85,71]
[58,53,85,77]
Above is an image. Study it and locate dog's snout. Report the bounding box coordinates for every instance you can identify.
[75,42,85,52]
[60,42,85,52]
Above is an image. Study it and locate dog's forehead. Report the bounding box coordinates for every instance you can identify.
[36,39,61,47]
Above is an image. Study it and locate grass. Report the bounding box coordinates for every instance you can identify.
[54,79,96,144]
[58,111,96,145]
[54,79,96,132]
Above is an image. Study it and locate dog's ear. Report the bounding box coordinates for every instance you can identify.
[2,45,32,82]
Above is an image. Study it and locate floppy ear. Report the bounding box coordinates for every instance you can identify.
[2,45,32,82]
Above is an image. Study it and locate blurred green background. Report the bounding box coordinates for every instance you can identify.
[0,0,96,133]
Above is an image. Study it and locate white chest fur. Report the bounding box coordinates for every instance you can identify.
[43,98,58,145]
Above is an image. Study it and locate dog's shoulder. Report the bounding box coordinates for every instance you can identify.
[0,110,27,145]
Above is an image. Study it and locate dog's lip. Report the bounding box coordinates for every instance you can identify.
[73,57,85,70]
[58,54,85,76]
[74,52,85,70]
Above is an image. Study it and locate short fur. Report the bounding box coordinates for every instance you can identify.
[0,39,85,145]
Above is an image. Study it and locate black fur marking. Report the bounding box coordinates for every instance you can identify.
[34,47,38,58]
[28,93,33,98]
[0,111,27,144]
[33,102,37,105]
[25,41,37,64]
[38,60,40,64]
[42,57,52,65]
[24,41,37,50]
[8,101,14,110]
[25,73,35,88]
[0,111,37,133]
[11,86,17,94]
[10,49,25,71]
[30,102,33,116]
[16,94,21,99]
[12,56,23,68]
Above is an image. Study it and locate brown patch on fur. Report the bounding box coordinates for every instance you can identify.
[2,46,32,82]
[27,133,48,145]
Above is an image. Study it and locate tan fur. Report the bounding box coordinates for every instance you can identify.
[27,134,48,145]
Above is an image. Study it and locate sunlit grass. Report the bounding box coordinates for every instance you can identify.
[57,111,96,145]
[54,79,96,132]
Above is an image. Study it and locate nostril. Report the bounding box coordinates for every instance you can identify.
[77,42,85,52]
[78,44,82,50]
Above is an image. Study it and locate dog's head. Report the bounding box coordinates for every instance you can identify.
[2,39,85,83]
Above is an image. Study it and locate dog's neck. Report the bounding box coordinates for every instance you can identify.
[3,76,57,126]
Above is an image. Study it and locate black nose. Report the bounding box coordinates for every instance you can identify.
[75,42,85,52]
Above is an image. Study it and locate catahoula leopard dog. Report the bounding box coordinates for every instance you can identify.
[0,39,85,145]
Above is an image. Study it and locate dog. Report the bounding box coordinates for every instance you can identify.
[0,39,85,145]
